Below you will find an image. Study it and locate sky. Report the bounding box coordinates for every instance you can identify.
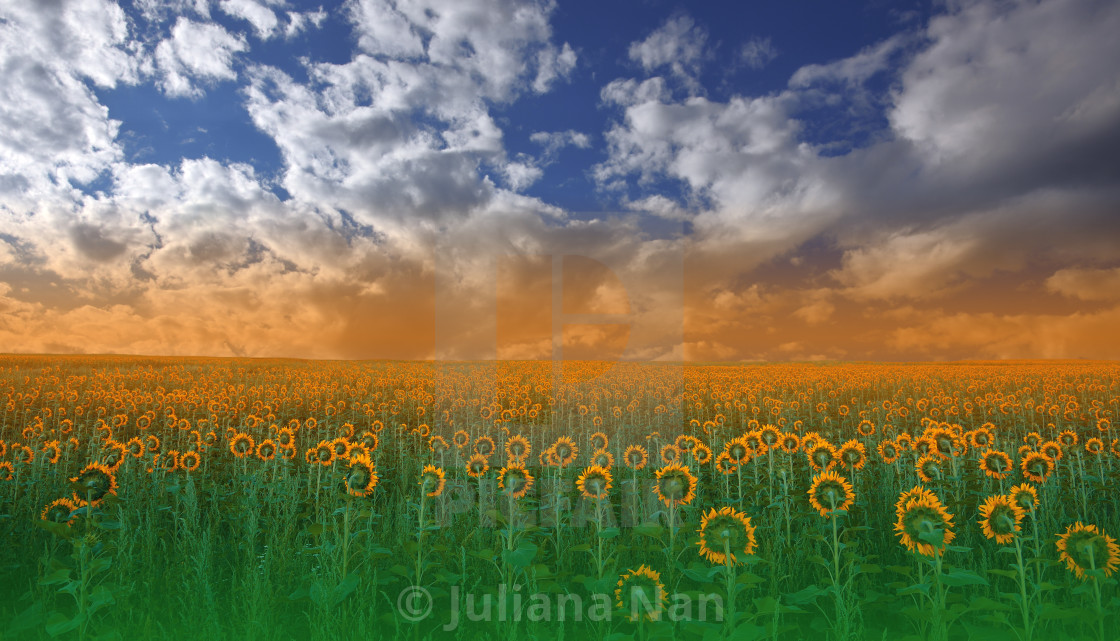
[1,0,1120,361]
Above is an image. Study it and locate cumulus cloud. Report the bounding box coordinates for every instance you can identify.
[628,14,709,91]
[155,18,248,97]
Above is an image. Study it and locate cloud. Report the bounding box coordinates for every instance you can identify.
[739,36,777,70]
[1045,267,1120,301]
[220,0,280,39]
[628,14,709,92]
[155,18,249,97]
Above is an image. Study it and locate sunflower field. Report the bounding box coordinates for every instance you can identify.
[1,356,1118,641]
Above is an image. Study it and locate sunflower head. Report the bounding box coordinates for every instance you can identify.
[978,494,1023,545]
[70,462,118,505]
[577,465,612,500]
[979,449,1012,480]
[1039,441,1063,461]
[590,431,609,451]
[1085,437,1104,455]
[837,440,867,471]
[895,488,955,557]
[659,443,681,465]
[345,453,379,497]
[591,448,614,469]
[808,470,855,518]
[878,439,900,464]
[1020,451,1054,484]
[780,433,800,454]
[419,464,446,497]
[553,436,578,467]
[0,462,13,482]
[615,565,667,621]
[313,440,335,465]
[653,463,697,507]
[915,454,943,484]
[1008,483,1038,512]
[714,451,737,475]
[1056,522,1120,580]
[623,445,648,470]
[474,436,495,457]
[505,435,530,461]
[692,442,713,465]
[727,437,752,464]
[696,506,757,565]
[467,453,489,478]
[256,439,277,461]
[1058,430,1078,447]
[229,433,255,458]
[807,442,837,471]
[42,497,79,525]
[498,464,533,499]
[179,451,201,472]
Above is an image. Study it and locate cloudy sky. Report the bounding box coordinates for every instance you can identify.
[2,0,1119,361]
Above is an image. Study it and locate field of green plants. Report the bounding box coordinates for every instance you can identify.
[1,356,1117,640]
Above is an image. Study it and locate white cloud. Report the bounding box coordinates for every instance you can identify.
[628,14,708,88]
[155,18,249,97]
[533,42,577,93]
[220,0,280,39]
[739,36,777,70]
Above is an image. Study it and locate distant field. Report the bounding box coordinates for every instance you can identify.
[1,356,1117,640]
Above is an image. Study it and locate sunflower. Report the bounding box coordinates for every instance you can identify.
[1057,430,1078,448]
[877,439,900,464]
[714,451,737,475]
[857,420,876,437]
[553,436,579,467]
[474,436,496,457]
[915,454,944,483]
[42,497,78,525]
[692,442,713,465]
[466,453,489,478]
[13,445,34,465]
[1024,431,1042,448]
[653,463,697,507]
[419,464,446,497]
[453,430,470,449]
[590,431,609,451]
[780,432,800,454]
[1020,452,1054,484]
[0,462,13,482]
[497,463,533,499]
[807,470,855,518]
[726,437,753,465]
[970,425,995,450]
[256,439,277,461]
[979,449,1013,480]
[895,432,913,450]
[428,435,449,455]
[801,432,822,452]
[1008,483,1038,512]
[624,445,648,470]
[659,443,681,465]
[179,450,201,472]
[591,448,614,469]
[615,565,667,621]
[1056,522,1120,580]
[312,440,335,466]
[331,438,352,461]
[70,462,118,506]
[978,495,1023,545]
[744,431,768,456]
[837,440,867,471]
[505,434,531,462]
[357,431,379,452]
[895,488,956,557]
[1038,440,1063,462]
[696,506,757,565]
[276,427,296,448]
[229,433,255,458]
[42,441,62,466]
[1085,437,1104,456]
[577,465,613,500]
[806,441,837,471]
[344,453,379,497]
[157,450,180,473]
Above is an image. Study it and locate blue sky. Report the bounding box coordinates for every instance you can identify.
[2,0,1120,360]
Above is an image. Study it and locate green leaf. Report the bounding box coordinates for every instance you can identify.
[599,527,621,539]
[940,569,988,587]
[88,585,116,615]
[38,569,72,586]
[45,612,81,637]
[332,573,360,605]
[504,541,538,568]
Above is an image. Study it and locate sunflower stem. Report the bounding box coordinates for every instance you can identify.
[723,538,735,635]
[1013,533,1032,641]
